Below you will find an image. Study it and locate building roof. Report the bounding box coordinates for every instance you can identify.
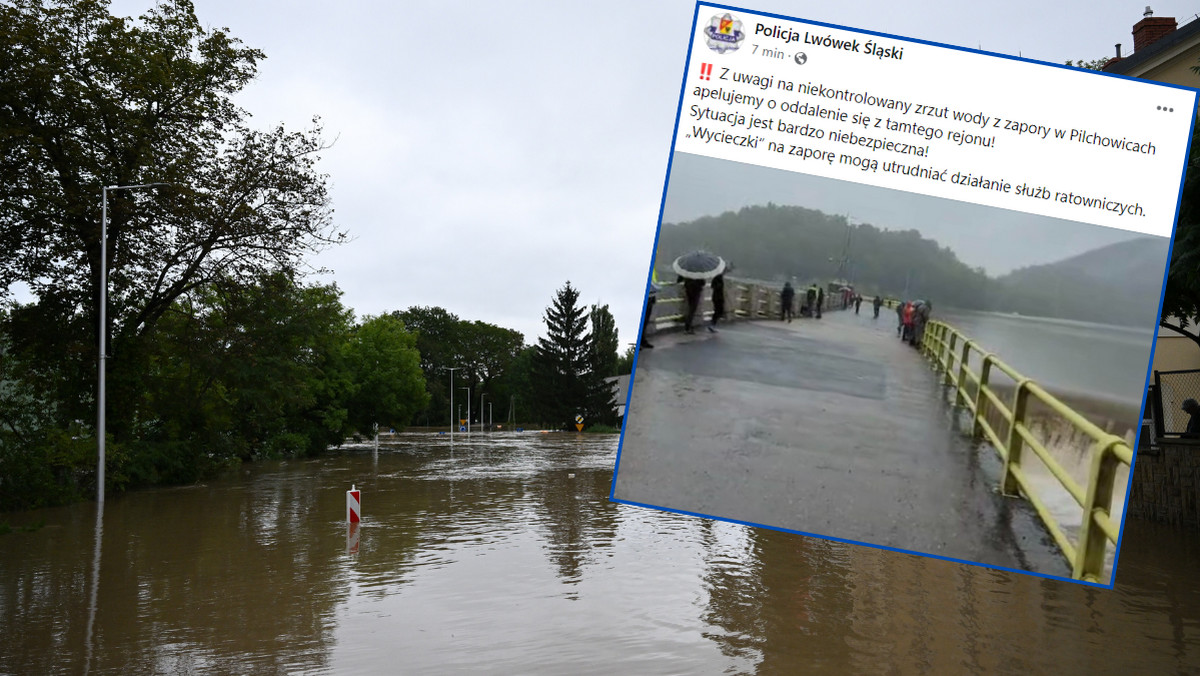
[1105,15,1200,76]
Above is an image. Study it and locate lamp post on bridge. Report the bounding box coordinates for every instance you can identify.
[98,182,173,504]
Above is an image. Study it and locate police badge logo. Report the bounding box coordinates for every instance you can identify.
[703,13,745,54]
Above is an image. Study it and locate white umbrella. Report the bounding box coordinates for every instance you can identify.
[672,251,726,280]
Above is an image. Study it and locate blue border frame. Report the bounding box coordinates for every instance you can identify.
[610,1,1200,590]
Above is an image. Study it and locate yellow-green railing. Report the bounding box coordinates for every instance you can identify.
[921,320,1132,583]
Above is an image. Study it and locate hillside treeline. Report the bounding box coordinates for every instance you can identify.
[655,204,1165,328]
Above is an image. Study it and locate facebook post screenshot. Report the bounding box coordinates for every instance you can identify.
[612,4,1198,586]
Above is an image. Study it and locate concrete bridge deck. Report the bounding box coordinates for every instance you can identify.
[613,308,1070,576]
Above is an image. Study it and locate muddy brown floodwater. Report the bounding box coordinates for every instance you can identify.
[2,433,1199,674]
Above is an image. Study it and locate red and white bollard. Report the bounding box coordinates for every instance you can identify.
[347,484,361,524]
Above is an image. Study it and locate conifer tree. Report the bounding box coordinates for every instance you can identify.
[532,282,607,428]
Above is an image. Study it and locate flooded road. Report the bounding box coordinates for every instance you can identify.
[3,434,1200,674]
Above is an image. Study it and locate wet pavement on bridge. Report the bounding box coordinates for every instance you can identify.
[613,309,1070,577]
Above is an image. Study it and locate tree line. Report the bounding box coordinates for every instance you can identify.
[0,1,626,511]
[0,274,627,510]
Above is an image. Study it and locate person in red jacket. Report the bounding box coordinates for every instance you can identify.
[901,301,915,342]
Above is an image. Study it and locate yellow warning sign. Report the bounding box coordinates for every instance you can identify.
[575,423,584,431]
[460,419,466,425]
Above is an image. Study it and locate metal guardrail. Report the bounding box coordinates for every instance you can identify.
[921,320,1132,582]
[648,277,850,328]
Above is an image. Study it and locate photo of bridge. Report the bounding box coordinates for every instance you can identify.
[612,156,1170,584]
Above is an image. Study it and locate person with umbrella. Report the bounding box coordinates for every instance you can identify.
[672,250,725,335]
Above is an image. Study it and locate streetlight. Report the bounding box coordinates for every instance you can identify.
[443,366,461,442]
[98,182,171,504]
[461,387,471,436]
[480,393,488,433]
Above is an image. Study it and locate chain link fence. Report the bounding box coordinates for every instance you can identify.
[1152,370,1200,435]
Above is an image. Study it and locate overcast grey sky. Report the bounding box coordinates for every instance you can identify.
[96,0,1197,345]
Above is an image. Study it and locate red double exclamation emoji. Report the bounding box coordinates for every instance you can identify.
[699,63,713,81]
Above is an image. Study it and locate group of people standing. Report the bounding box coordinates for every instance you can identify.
[779,282,825,321]
[638,271,933,350]
[896,299,932,347]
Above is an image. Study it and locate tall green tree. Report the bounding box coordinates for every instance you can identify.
[136,273,355,478]
[392,307,524,427]
[343,315,429,434]
[461,320,524,426]
[497,345,538,426]
[392,306,465,425]
[531,282,609,428]
[0,0,342,442]
[588,304,619,379]
[616,345,636,376]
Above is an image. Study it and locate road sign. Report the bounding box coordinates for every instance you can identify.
[460,419,466,425]
[459,425,467,432]
[575,414,583,424]
[575,423,584,431]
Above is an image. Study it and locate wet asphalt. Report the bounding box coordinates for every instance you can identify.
[613,309,1070,577]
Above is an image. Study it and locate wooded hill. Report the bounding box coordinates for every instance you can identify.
[654,204,1167,328]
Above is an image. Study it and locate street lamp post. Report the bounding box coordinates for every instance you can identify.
[444,366,461,442]
[480,393,487,433]
[98,182,170,504]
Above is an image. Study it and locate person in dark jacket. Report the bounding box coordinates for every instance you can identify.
[912,300,932,348]
[781,281,795,322]
[709,274,726,332]
[816,287,824,319]
[679,276,705,334]
[872,295,883,318]
[1183,399,1200,438]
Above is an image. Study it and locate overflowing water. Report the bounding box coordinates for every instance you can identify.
[2,433,1199,674]
[937,309,1154,414]
[927,309,1157,584]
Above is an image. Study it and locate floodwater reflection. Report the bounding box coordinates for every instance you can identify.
[0,434,1198,674]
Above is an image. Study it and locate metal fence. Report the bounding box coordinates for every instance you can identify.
[1152,369,1200,435]
[646,277,850,330]
[922,320,1132,583]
